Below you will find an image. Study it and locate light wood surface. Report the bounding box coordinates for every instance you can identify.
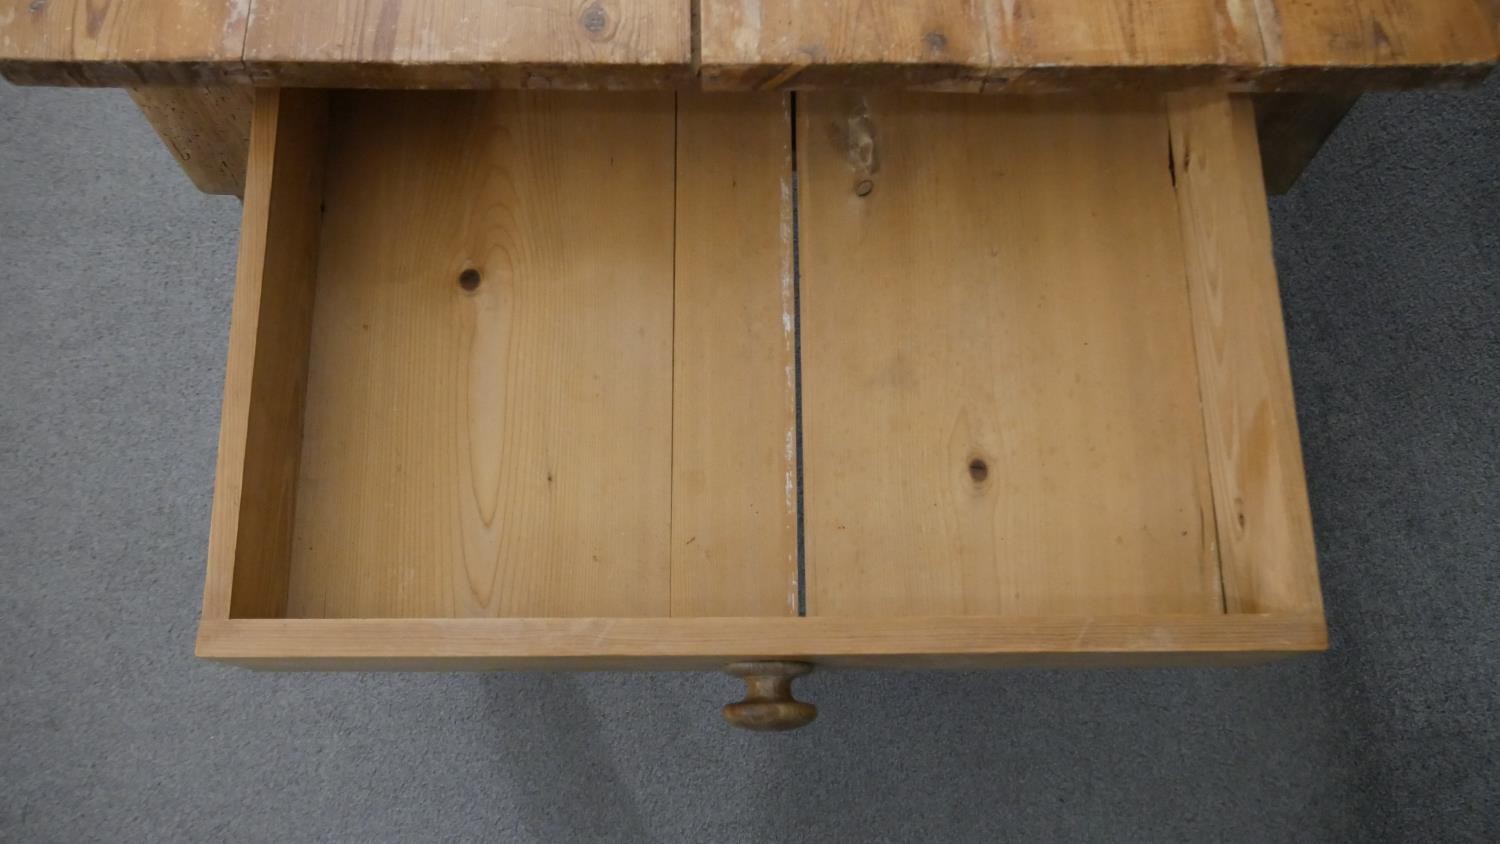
[990,0,1263,88]
[202,88,327,621]
[197,614,1327,669]
[126,88,1363,200]
[0,0,248,84]
[4,0,1495,89]
[199,87,1327,672]
[1263,0,1499,75]
[798,92,1222,618]
[696,0,1498,92]
[210,90,807,623]
[1167,92,1324,615]
[240,0,691,88]
[698,0,993,91]
[671,92,799,616]
[284,90,676,619]
[128,86,253,196]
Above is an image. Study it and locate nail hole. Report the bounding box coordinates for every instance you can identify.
[968,458,988,483]
[458,268,481,292]
[854,179,874,197]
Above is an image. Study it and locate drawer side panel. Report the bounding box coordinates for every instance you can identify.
[204,88,329,620]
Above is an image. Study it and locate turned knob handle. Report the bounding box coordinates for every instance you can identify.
[722,661,817,731]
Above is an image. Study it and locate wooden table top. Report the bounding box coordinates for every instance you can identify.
[2,0,1496,91]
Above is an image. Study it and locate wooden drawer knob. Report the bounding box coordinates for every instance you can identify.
[722,661,817,731]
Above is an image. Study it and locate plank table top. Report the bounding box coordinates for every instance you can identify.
[1,0,1496,91]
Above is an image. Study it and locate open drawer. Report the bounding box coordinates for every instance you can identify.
[197,88,1325,727]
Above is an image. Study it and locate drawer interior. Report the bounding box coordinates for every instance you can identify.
[290,92,678,619]
[203,88,1322,657]
[799,95,1218,617]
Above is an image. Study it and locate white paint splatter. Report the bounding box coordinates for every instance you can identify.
[732,0,764,57]
[784,427,797,509]
[219,0,250,54]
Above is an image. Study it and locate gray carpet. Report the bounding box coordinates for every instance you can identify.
[1,79,1496,843]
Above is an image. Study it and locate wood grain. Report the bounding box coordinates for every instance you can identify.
[198,86,1331,675]
[698,0,1499,92]
[4,0,1495,89]
[126,81,1370,203]
[128,85,253,196]
[241,0,691,88]
[283,91,676,619]
[0,0,248,84]
[672,92,799,616]
[202,88,327,620]
[1168,91,1324,615]
[797,92,1222,618]
[1258,0,1499,81]
[197,614,1327,669]
[987,0,1264,91]
[698,0,992,91]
